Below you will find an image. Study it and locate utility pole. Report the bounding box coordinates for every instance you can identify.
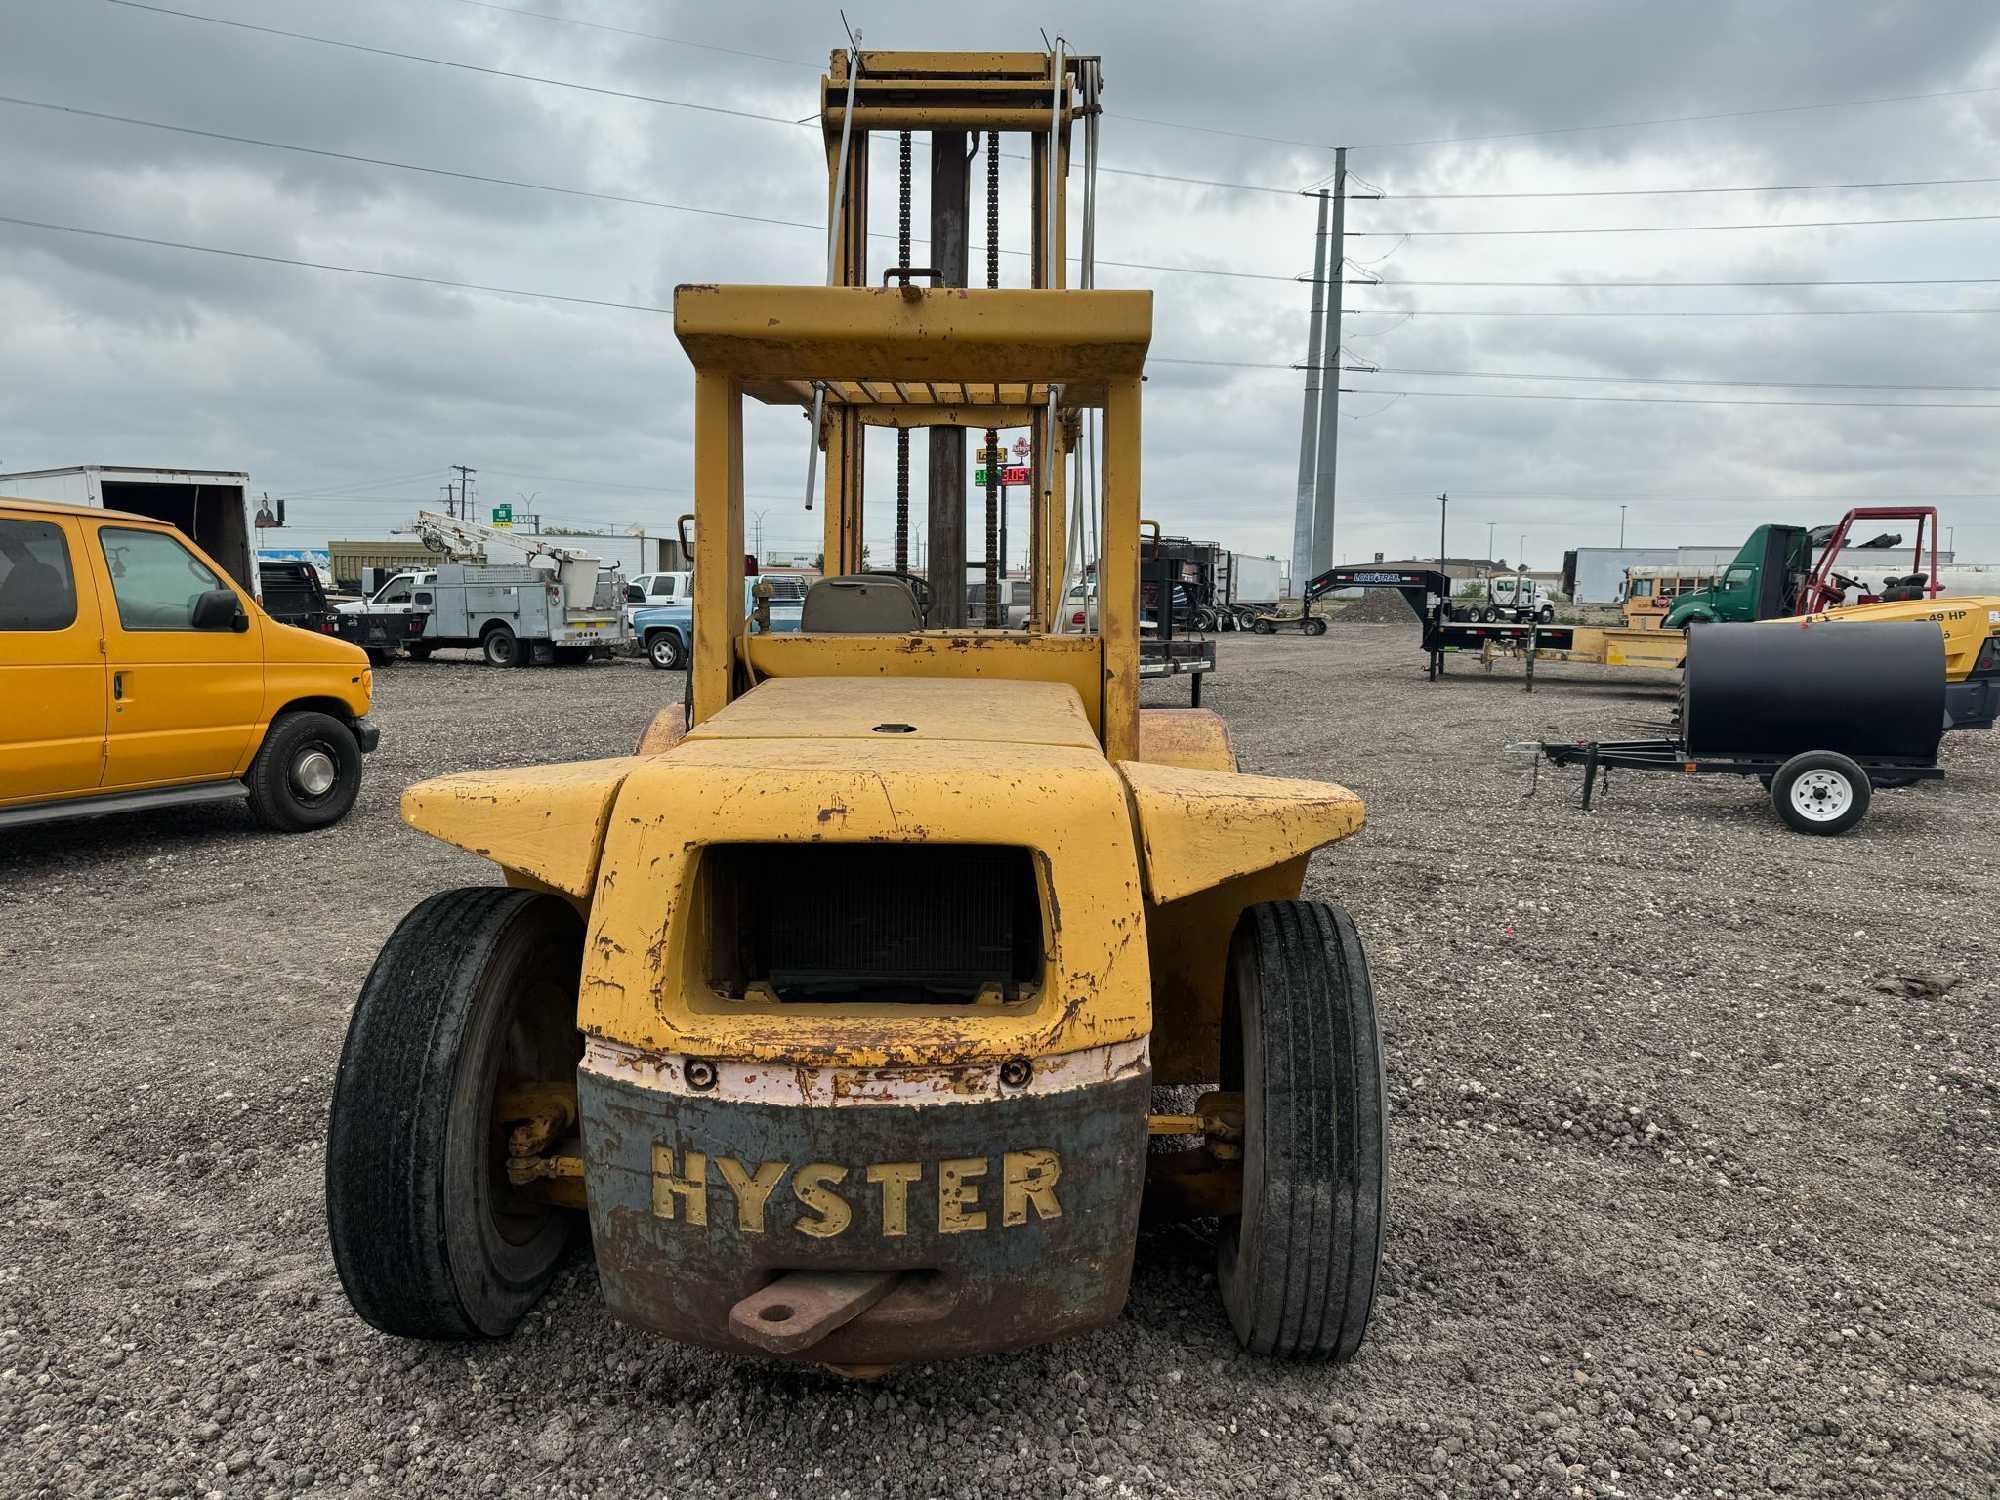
[439,482,456,518]
[1620,505,1627,546]
[1438,492,1448,569]
[1309,147,1347,577]
[927,130,970,625]
[1486,520,1495,561]
[1519,534,1527,571]
[452,465,476,523]
[1288,189,1330,597]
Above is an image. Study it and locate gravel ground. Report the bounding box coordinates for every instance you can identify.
[2,627,1994,1500]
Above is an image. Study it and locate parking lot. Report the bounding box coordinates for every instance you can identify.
[3,624,1995,1499]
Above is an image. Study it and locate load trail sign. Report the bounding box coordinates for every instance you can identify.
[976,466,1032,486]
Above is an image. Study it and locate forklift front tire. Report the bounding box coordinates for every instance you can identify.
[1218,901,1387,1361]
[326,888,584,1340]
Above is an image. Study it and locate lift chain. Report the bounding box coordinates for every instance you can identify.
[895,130,912,573]
[983,131,1001,624]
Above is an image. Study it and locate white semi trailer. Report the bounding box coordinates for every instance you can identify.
[0,466,266,596]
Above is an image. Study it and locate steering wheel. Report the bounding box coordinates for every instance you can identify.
[1829,570,1863,594]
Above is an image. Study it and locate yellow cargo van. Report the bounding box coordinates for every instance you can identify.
[0,497,378,833]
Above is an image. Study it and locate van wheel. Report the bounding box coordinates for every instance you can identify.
[326,889,583,1340]
[647,630,686,670]
[1217,901,1386,1361]
[1771,750,1871,835]
[245,711,362,833]
[482,625,519,667]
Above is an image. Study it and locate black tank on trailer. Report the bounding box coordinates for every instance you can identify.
[1683,620,1944,763]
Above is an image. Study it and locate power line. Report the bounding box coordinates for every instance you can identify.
[0,212,672,312]
[1370,174,2000,200]
[443,0,819,69]
[1335,385,2000,411]
[1346,364,2000,394]
[1363,275,2000,288]
[1340,80,2000,154]
[1154,356,2000,392]
[1344,304,2000,318]
[0,95,832,234]
[100,0,805,127]
[1354,212,2000,237]
[0,94,1316,283]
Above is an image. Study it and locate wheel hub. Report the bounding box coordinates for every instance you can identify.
[292,747,337,798]
[1790,770,1852,821]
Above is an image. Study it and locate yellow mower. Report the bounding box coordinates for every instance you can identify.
[326,49,1386,1370]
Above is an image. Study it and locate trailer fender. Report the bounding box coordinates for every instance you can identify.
[401,757,644,898]
[1117,761,1364,906]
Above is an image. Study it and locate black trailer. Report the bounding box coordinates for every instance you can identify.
[1141,527,1217,703]
[1516,620,1945,835]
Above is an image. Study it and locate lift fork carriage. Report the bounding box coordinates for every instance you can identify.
[325,47,1388,1373]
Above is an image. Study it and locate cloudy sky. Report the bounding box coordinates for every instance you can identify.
[4,0,2000,570]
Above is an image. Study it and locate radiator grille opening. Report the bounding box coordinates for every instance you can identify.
[700,843,1042,1004]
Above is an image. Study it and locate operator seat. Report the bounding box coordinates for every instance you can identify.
[801,574,924,633]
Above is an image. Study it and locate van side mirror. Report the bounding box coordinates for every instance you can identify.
[192,588,247,631]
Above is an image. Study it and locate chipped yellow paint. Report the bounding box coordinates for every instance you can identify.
[1136,708,1237,772]
[738,633,1109,738]
[400,757,644,899]
[686,675,1098,748]
[577,721,1151,1068]
[634,704,689,756]
[1118,761,1365,907]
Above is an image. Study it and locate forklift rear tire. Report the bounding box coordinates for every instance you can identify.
[482,625,519,668]
[1218,901,1386,1361]
[1771,750,1871,836]
[327,888,584,1340]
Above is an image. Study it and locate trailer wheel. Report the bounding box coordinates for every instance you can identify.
[1306,616,1328,637]
[1771,750,1871,835]
[1217,901,1386,1361]
[647,629,686,670]
[1251,618,1275,635]
[326,888,583,1340]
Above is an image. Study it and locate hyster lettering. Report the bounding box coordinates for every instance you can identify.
[650,1147,1064,1237]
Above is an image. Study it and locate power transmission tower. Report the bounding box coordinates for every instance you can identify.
[452,464,476,522]
[1309,147,1347,577]
[1288,189,1330,596]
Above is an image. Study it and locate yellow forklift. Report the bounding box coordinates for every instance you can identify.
[326,47,1387,1370]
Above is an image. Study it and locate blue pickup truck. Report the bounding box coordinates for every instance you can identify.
[633,580,802,670]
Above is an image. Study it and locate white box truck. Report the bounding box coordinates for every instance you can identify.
[0,466,265,597]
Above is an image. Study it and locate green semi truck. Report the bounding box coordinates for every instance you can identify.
[1659,524,1810,630]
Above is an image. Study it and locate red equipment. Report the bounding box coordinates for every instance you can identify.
[1799,506,1942,615]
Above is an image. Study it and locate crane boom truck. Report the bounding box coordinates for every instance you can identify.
[393,511,628,666]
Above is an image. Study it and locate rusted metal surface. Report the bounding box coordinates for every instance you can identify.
[1142,1146,1244,1223]
[727,1270,899,1355]
[580,1064,1149,1364]
[1136,708,1237,772]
